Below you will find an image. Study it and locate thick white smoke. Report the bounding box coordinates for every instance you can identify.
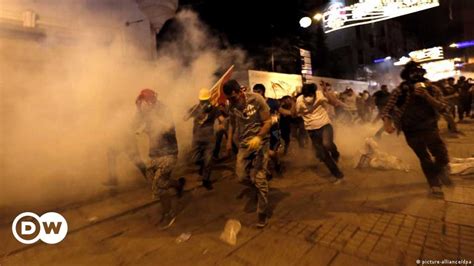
[0,3,249,212]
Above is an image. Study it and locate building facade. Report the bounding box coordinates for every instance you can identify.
[325,20,419,81]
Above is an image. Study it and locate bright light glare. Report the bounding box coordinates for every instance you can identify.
[323,0,440,33]
[422,59,456,81]
[313,13,323,21]
[299,17,312,28]
[449,43,457,48]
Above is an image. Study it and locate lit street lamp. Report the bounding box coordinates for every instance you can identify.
[299,17,312,28]
[373,56,392,64]
[300,11,323,29]
[449,40,474,49]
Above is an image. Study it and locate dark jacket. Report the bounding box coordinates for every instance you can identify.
[381,80,447,135]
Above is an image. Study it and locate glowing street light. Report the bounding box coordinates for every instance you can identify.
[373,56,392,64]
[394,56,411,66]
[313,13,323,21]
[449,40,474,49]
[299,17,312,28]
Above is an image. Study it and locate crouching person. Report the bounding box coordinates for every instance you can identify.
[107,89,185,230]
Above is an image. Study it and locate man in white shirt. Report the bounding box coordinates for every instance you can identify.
[295,83,344,182]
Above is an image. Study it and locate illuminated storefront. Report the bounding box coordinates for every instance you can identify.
[421,59,461,81]
[323,0,440,33]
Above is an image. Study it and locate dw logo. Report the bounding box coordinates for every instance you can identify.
[12,212,68,244]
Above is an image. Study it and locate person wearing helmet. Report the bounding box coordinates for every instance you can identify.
[108,88,185,230]
[184,88,225,190]
[381,61,453,197]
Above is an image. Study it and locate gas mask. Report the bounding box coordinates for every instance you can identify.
[408,68,426,82]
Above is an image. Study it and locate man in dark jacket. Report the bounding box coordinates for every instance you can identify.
[372,85,391,139]
[381,62,453,197]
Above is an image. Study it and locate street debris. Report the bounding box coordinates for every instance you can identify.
[220,219,241,246]
[355,137,410,172]
[450,157,474,175]
[176,232,192,244]
[88,216,99,223]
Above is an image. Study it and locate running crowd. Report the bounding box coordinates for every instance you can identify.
[107,61,474,230]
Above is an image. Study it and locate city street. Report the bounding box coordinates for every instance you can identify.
[2,121,474,265]
[2,1,474,266]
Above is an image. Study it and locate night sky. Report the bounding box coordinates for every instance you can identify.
[157,0,471,74]
[178,1,468,47]
[177,0,323,51]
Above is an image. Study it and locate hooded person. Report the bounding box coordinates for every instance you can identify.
[381,61,453,197]
[184,88,225,190]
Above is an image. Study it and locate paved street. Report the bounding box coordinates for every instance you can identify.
[1,122,474,265]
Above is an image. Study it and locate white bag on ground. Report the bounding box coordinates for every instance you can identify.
[220,219,241,246]
[355,137,410,172]
[450,158,474,175]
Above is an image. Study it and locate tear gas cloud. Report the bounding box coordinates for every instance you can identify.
[0,0,416,214]
[0,2,249,211]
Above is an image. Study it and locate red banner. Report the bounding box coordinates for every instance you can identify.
[210,65,234,106]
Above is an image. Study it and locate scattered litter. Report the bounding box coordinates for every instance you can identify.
[88,216,99,223]
[176,232,192,244]
[220,219,241,246]
[355,137,410,172]
[450,157,474,175]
